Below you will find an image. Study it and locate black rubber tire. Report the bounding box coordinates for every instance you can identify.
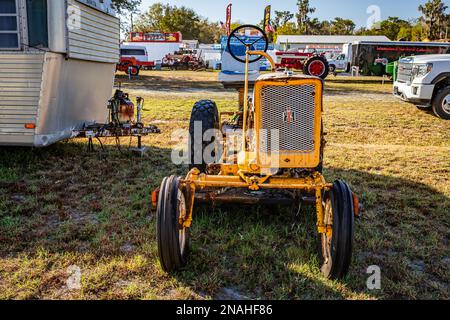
[304,56,330,79]
[157,176,190,272]
[320,180,355,280]
[329,64,336,73]
[432,86,450,120]
[188,100,220,173]
[125,65,140,76]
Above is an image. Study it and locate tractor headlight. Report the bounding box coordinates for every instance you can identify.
[411,63,433,79]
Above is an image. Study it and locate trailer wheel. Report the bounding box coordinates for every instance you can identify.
[432,86,450,120]
[304,56,329,79]
[189,100,220,173]
[157,176,190,273]
[320,180,355,280]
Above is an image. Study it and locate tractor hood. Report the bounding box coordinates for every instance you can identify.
[256,72,323,82]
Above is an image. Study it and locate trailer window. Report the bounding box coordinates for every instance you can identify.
[26,0,48,48]
[0,0,19,49]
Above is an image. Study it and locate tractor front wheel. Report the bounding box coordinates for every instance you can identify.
[320,180,355,280]
[156,176,190,272]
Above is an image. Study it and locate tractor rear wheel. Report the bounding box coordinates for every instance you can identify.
[320,180,355,280]
[157,176,190,272]
[189,100,220,173]
[304,56,330,79]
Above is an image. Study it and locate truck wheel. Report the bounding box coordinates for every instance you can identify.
[304,56,329,79]
[320,180,355,280]
[189,100,220,173]
[157,176,190,272]
[432,87,450,120]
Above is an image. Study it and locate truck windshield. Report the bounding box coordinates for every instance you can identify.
[26,0,48,48]
[0,0,19,49]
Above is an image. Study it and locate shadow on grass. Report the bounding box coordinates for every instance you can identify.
[0,144,448,299]
[171,168,450,300]
[0,141,179,257]
[327,78,393,85]
[115,74,224,91]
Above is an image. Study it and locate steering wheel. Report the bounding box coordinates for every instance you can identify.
[227,25,269,64]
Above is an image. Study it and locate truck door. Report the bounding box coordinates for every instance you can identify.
[335,54,346,70]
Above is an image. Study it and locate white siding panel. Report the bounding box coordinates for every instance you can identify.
[0,53,43,136]
[68,0,120,63]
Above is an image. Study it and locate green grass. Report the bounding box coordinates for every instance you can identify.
[0,71,449,300]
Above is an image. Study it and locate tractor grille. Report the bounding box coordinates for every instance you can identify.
[260,85,316,153]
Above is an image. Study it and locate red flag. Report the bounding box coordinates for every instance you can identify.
[226,4,232,36]
[266,24,275,33]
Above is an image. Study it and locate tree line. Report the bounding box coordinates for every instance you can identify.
[113,0,449,43]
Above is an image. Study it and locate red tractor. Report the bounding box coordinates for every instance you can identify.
[162,49,205,71]
[275,50,330,79]
[116,57,155,76]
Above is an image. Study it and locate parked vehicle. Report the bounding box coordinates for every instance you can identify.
[385,61,399,81]
[117,45,155,75]
[162,49,205,70]
[394,54,450,120]
[0,0,119,147]
[352,41,450,76]
[198,45,222,70]
[120,45,148,63]
[327,43,352,74]
[275,49,330,79]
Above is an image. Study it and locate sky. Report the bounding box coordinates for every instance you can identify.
[139,0,433,28]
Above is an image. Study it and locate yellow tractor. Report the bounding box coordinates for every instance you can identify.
[155,26,359,280]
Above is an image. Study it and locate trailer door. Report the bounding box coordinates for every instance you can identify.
[26,0,48,48]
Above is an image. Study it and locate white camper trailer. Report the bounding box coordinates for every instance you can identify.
[0,0,119,147]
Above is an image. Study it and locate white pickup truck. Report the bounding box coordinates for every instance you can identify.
[394,54,450,120]
[327,43,352,74]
